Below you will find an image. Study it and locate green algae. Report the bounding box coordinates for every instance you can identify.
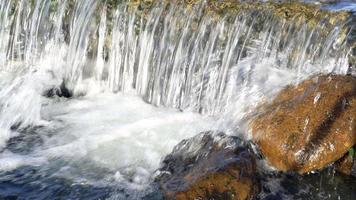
[350,147,355,158]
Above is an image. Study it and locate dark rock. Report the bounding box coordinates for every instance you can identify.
[44,81,72,98]
[250,74,356,174]
[157,132,259,200]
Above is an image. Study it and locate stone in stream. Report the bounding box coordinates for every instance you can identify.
[250,74,356,174]
[156,132,259,200]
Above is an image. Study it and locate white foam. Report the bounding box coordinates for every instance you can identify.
[12,92,215,189]
[0,151,47,172]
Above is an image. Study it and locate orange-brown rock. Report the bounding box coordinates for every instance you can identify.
[157,132,259,200]
[250,74,356,174]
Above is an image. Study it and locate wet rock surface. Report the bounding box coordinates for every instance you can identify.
[250,74,356,174]
[157,132,259,200]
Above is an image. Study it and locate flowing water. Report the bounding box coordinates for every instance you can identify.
[0,0,355,199]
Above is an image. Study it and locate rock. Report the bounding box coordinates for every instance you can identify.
[335,147,356,177]
[44,81,72,98]
[157,132,259,200]
[250,74,356,174]
[335,154,354,176]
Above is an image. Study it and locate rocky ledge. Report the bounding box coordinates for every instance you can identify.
[112,0,355,68]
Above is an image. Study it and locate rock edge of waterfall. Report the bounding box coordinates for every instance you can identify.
[157,74,355,199]
[122,0,355,68]
[41,0,354,72]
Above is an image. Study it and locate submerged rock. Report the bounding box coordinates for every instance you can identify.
[157,132,259,200]
[250,74,356,174]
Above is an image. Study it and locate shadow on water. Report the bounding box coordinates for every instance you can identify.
[0,167,112,200]
[0,166,355,200]
[258,170,356,200]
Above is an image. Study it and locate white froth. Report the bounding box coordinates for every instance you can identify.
[0,92,215,190]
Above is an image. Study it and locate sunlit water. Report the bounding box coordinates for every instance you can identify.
[0,0,355,199]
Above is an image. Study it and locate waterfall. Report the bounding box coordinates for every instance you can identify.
[102,1,351,115]
[0,0,355,198]
[0,0,353,148]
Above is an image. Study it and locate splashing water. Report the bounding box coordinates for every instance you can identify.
[0,0,354,199]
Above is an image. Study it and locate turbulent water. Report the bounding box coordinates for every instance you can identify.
[0,0,355,199]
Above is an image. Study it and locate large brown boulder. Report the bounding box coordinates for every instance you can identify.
[250,74,356,174]
[157,132,259,200]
